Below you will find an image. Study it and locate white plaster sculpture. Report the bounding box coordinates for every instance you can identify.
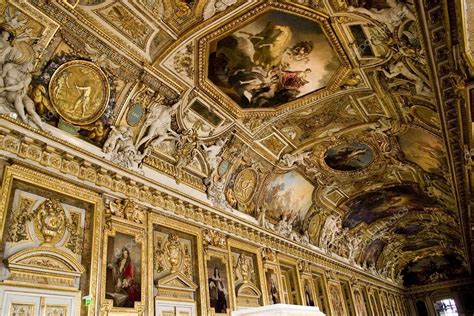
[201,136,228,177]
[136,88,192,148]
[203,0,237,20]
[320,214,341,252]
[348,0,415,33]
[380,59,431,96]
[0,31,44,130]
[104,125,149,168]
[84,43,120,71]
[279,151,311,168]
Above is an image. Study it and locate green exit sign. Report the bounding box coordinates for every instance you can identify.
[83,296,92,306]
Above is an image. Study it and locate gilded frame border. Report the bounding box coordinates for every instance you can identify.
[0,164,103,316]
[277,253,303,305]
[327,279,348,316]
[262,261,284,306]
[99,217,147,315]
[203,245,235,315]
[227,239,266,309]
[147,213,207,315]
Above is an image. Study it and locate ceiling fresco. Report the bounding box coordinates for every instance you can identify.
[207,10,340,109]
[3,0,472,288]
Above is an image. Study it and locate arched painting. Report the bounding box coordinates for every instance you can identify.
[394,223,422,235]
[261,171,314,228]
[324,142,374,171]
[208,10,340,108]
[398,128,447,176]
[401,240,439,252]
[363,239,386,267]
[342,185,437,229]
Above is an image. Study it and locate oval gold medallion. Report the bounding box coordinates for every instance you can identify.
[49,60,110,125]
[233,168,258,204]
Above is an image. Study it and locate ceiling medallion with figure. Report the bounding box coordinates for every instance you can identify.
[324,142,375,172]
[48,60,110,125]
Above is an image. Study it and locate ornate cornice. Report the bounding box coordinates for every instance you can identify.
[0,116,405,293]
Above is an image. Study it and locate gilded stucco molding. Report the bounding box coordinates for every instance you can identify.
[0,116,406,295]
[415,0,473,270]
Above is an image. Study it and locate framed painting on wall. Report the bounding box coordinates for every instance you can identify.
[101,217,146,314]
[265,268,281,305]
[207,255,231,314]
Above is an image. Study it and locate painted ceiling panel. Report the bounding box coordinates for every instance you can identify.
[3,0,471,288]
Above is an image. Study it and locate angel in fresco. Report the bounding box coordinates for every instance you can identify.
[285,41,314,63]
[240,22,293,71]
[281,68,312,90]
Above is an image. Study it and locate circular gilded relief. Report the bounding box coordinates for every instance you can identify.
[49,60,110,125]
[324,142,374,171]
[233,168,258,204]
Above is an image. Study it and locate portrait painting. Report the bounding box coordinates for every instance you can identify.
[362,239,386,267]
[324,142,374,171]
[342,184,437,229]
[398,128,447,176]
[328,282,346,316]
[303,279,315,307]
[207,256,230,314]
[208,10,340,108]
[105,232,142,308]
[265,270,280,304]
[261,171,314,229]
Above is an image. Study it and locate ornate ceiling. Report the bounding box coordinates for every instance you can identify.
[2,0,472,288]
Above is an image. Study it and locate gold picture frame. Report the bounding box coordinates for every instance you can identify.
[204,250,234,315]
[100,216,146,315]
[327,280,348,316]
